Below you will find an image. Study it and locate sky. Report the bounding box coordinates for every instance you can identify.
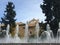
[0,0,46,23]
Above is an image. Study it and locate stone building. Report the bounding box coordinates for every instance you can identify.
[28,18,39,38]
[17,22,25,38]
[0,19,46,38]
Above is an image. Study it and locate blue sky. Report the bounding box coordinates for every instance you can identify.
[0,0,46,23]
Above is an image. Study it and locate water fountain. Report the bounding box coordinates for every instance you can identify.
[57,22,60,37]
[0,24,10,43]
[0,22,60,43]
[24,22,29,43]
[46,24,56,43]
[6,24,10,37]
[5,24,11,43]
[35,22,40,43]
[12,23,28,43]
[57,22,60,43]
[0,24,21,43]
[0,23,28,43]
[46,24,54,38]
[12,24,21,43]
[40,31,51,43]
[25,22,36,43]
[5,24,23,43]
[39,24,53,43]
[15,24,19,37]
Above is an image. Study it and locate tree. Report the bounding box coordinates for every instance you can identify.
[1,2,16,33]
[40,0,53,23]
[40,0,60,37]
[53,0,60,21]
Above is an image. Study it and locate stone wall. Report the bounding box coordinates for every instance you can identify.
[28,18,39,38]
[17,22,25,38]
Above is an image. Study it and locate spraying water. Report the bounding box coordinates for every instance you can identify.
[46,24,54,38]
[57,22,60,43]
[35,22,40,42]
[6,24,10,37]
[15,24,19,37]
[57,22,60,38]
[39,24,54,43]
[46,24,54,43]
[0,24,10,43]
[13,24,21,43]
[0,22,60,43]
[25,22,28,42]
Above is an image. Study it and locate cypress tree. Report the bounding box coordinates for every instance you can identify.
[40,0,60,37]
[1,2,16,33]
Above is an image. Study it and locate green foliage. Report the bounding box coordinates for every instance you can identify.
[1,2,16,27]
[40,0,60,37]
[40,0,53,23]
